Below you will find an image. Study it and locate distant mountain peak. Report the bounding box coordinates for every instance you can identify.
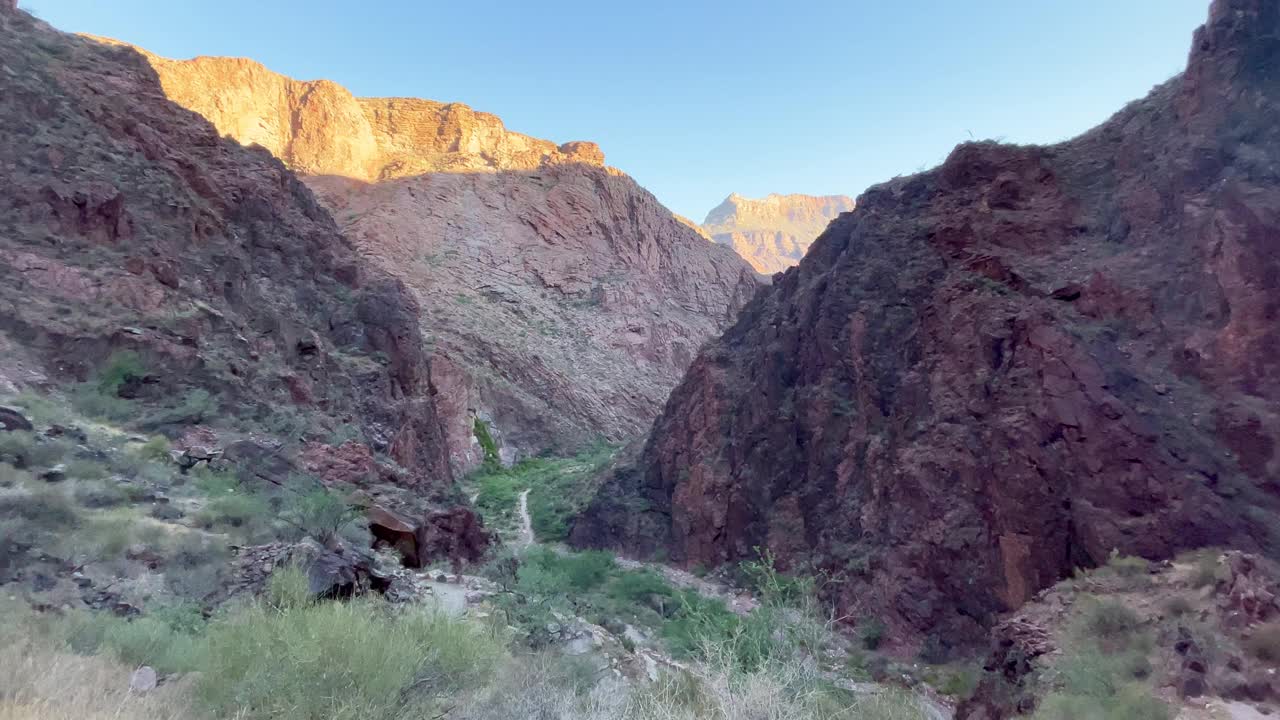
[700,192,855,274]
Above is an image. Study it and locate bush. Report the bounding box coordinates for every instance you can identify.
[197,596,504,720]
[66,458,108,481]
[56,511,147,564]
[74,481,128,508]
[1078,598,1141,639]
[137,435,172,462]
[739,548,811,605]
[0,430,71,468]
[289,485,358,543]
[191,466,240,496]
[67,612,207,675]
[1189,553,1222,588]
[608,569,675,605]
[0,462,32,488]
[195,493,269,534]
[1163,595,1194,618]
[0,486,79,528]
[473,418,500,466]
[1035,593,1165,720]
[95,351,146,396]
[1104,551,1151,587]
[861,617,887,650]
[7,389,72,427]
[1244,622,1280,664]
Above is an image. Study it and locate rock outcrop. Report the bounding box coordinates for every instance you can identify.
[117,47,763,470]
[575,0,1280,644]
[701,193,855,274]
[0,15,457,498]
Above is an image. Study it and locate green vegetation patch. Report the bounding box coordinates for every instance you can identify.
[467,443,614,541]
[1033,596,1168,720]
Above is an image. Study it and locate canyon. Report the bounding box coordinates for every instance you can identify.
[701,192,856,274]
[3,2,1280,718]
[114,44,763,472]
[575,0,1280,650]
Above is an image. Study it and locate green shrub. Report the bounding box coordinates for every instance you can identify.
[1244,622,1280,664]
[191,465,241,496]
[1035,593,1165,720]
[74,481,128,508]
[739,548,811,604]
[7,390,72,426]
[861,617,887,650]
[1189,553,1222,588]
[195,493,270,533]
[1163,595,1195,618]
[57,512,142,562]
[72,359,141,420]
[289,485,358,543]
[66,458,108,480]
[937,665,980,697]
[1078,598,1141,639]
[197,597,504,720]
[1104,551,1151,587]
[64,607,208,675]
[608,569,675,605]
[0,462,32,488]
[137,435,172,462]
[1036,681,1169,720]
[71,381,136,421]
[0,430,71,468]
[95,351,146,396]
[473,417,500,466]
[0,486,79,528]
[662,591,746,660]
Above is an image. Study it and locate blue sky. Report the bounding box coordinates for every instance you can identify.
[35,1,1208,220]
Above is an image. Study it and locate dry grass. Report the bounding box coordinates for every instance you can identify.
[0,627,196,720]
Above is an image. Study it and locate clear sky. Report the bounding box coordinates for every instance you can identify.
[34,1,1209,221]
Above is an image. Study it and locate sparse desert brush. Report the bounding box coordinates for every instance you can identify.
[1077,597,1141,639]
[1189,552,1222,588]
[65,458,108,481]
[1244,621,1280,664]
[1162,594,1195,618]
[1104,551,1150,583]
[0,431,70,468]
[0,485,80,529]
[0,462,31,488]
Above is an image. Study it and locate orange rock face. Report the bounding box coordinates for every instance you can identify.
[701,193,855,274]
[121,45,762,470]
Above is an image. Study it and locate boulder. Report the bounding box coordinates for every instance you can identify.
[368,504,491,569]
[0,405,32,432]
[129,666,157,693]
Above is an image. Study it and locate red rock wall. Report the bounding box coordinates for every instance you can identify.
[575,0,1280,643]
[0,13,454,491]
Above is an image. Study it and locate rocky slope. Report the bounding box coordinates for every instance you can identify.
[701,193,856,274]
[0,11,480,552]
[575,0,1280,647]
[113,45,763,471]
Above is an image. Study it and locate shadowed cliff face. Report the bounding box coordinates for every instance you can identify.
[117,46,762,470]
[575,0,1280,644]
[701,193,856,274]
[0,14,455,490]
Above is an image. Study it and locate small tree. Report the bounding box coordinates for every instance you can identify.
[291,486,359,545]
